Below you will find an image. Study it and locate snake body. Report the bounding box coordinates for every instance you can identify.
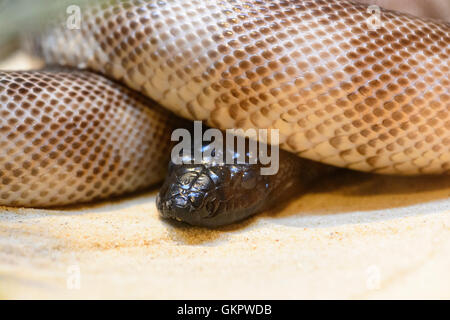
[0,0,448,223]
[0,68,184,206]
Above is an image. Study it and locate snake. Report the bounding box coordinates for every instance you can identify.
[0,0,448,227]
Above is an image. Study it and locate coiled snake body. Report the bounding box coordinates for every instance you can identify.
[0,0,449,226]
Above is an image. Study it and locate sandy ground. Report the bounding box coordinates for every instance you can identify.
[1,17,450,299]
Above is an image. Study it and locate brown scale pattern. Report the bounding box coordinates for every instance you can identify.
[32,0,450,175]
[0,69,181,206]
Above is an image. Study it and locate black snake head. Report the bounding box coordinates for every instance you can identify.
[157,159,272,228]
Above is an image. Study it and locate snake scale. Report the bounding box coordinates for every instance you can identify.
[0,0,449,226]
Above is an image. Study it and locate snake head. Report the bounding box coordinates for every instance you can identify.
[156,158,272,228]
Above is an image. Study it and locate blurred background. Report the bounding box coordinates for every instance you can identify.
[0,0,87,61]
